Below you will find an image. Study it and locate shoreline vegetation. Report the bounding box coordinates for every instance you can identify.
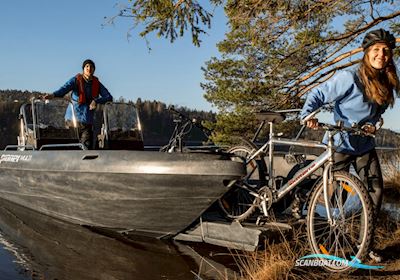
[1,89,400,149]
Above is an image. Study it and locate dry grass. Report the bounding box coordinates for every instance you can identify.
[232,226,326,280]
[230,214,400,280]
[232,192,400,280]
[374,211,400,250]
[378,151,400,252]
[237,242,297,280]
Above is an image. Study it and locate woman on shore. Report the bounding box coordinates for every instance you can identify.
[300,28,399,261]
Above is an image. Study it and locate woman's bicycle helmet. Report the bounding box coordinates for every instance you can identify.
[362,28,396,50]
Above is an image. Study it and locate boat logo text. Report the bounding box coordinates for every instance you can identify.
[0,154,32,164]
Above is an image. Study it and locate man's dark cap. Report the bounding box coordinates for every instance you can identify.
[82,59,95,70]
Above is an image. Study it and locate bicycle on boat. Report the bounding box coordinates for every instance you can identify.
[219,108,375,272]
[160,105,212,153]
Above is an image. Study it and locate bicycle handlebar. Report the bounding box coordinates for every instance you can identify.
[317,122,376,138]
[167,106,212,136]
[301,108,325,123]
[300,105,378,137]
[167,105,186,119]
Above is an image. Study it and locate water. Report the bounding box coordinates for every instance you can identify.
[0,198,238,280]
[0,238,30,280]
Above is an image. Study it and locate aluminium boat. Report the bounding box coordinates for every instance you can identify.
[0,99,244,237]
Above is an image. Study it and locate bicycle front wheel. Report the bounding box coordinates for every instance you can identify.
[306,171,374,272]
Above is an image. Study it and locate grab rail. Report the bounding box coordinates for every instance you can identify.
[39,143,86,150]
[4,145,36,151]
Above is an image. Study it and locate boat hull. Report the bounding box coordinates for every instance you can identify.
[0,150,244,236]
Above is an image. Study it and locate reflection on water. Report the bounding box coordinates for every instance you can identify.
[0,236,30,280]
[0,198,237,280]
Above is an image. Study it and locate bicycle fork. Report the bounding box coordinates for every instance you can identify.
[324,131,336,226]
[323,162,336,226]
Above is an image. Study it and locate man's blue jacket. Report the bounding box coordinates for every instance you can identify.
[53,75,113,125]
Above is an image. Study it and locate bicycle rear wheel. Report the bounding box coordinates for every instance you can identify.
[218,141,263,221]
[306,171,373,272]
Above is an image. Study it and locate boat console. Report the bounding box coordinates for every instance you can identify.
[16,98,144,150]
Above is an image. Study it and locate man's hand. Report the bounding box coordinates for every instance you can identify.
[89,100,97,110]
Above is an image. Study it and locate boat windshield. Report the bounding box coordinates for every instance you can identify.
[98,102,144,150]
[20,100,143,150]
[32,99,80,144]
[34,99,73,130]
[105,103,141,134]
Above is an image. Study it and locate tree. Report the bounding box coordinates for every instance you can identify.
[112,1,400,143]
[200,1,400,143]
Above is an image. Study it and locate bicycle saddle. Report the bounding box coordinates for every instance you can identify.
[255,111,285,123]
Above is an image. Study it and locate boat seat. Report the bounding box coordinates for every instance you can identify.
[96,134,144,151]
[34,127,80,150]
[255,111,285,123]
[38,127,77,138]
[96,128,144,150]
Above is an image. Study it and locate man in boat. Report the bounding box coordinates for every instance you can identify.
[45,59,113,149]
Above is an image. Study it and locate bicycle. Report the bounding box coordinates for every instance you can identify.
[219,108,375,272]
[160,106,212,153]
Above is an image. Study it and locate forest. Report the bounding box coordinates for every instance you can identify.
[1,89,399,150]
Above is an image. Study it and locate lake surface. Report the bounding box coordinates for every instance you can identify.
[0,198,238,280]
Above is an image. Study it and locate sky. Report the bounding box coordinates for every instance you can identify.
[1,1,400,131]
[0,1,227,112]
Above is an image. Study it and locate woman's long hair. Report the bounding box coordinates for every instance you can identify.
[358,47,400,107]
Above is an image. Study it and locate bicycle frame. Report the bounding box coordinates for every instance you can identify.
[245,121,338,224]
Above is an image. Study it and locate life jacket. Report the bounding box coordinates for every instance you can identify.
[75,73,100,104]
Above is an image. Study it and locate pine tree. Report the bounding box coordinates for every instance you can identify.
[200,1,400,143]
[110,1,400,143]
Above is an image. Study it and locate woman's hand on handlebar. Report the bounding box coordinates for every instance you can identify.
[42,94,54,100]
[305,118,319,129]
[361,123,376,135]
